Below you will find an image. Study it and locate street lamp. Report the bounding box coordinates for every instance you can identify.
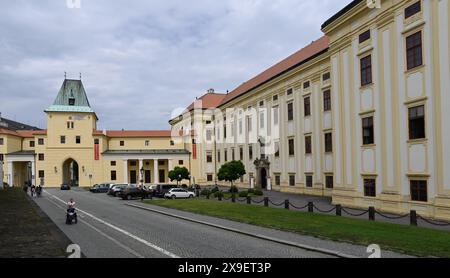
[178,174,181,187]
[140,167,144,186]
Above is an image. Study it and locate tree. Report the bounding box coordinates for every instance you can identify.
[217,160,246,186]
[168,167,190,186]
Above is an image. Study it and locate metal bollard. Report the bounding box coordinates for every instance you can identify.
[285,200,289,210]
[218,195,222,201]
[232,195,236,203]
[336,205,342,216]
[264,197,269,207]
[369,207,375,221]
[410,210,417,226]
[308,202,314,213]
[247,196,251,204]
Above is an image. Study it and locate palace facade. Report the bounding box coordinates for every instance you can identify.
[170,0,450,220]
[1,0,450,220]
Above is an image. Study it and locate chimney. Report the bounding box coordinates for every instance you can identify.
[207,88,214,94]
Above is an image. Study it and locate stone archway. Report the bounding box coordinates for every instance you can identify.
[254,157,270,190]
[62,158,79,187]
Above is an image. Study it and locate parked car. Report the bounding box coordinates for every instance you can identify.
[107,184,128,197]
[90,183,112,193]
[119,186,153,200]
[153,184,178,198]
[164,188,195,199]
[60,184,71,190]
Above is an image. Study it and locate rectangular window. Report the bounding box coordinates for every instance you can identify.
[325,133,333,153]
[411,180,427,202]
[111,171,117,181]
[145,140,150,146]
[239,147,244,161]
[287,88,293,96]
[60,136,66,144]
[207,174,213,182]
[120,141,125,146]
[29,141,35,148]
[362,116,374,145]
[247,116,252,133]
[303,81,310,89]
[360,55,372,86]
[130,161,137,166]
[323,90,331,111]
[259,101,264,107]
[275,175,281,186]
[76,136,81,144]
[326,176,334,189]
[206,152,213,163]
[170,140,175,146]
[306,175,313,188]
[322,72,330,81]
[287,102,294,121]
[38,138,44,145]
[38,170,45,178]
[406,31,423,70]
[217,151,221,163]
[94,139,99,145]
[288,138,295,156]
[68,98,75,106]
[409,105,425,139]
[231,148,235,161]
[0,138,3,145]
[224,150,228,162]
[107,161,115,167]
[178,160,184,165]
[405,1,421,19]
[38,154,44,161]
[249,146,253,160]
[158,161,165,166]
[289,175,295,186]
[273,106,279,126]
[359,30,371,43]
[305,136,312,154]
[304,96,311,116]
[274,141,280,158]
[223,124,227,139]
[0,154,3,161]
[364,179,376,197]
[273,95,278,101]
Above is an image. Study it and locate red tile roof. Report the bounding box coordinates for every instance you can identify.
[219,36,329,106]
[0,129,46,138]
[185,92,226,112]
[93,130,173,138]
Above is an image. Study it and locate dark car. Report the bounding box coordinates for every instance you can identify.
[60,184,71,190]
[107,184,128,197]
[153,184,178,198]
[119,186,152,200]
[90,183,112,193]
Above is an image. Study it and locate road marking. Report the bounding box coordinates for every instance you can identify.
[127,203,359,258]
[45,196,145,258]
[43,190,180,258]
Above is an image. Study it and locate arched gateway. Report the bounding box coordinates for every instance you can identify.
[62,158,79,187]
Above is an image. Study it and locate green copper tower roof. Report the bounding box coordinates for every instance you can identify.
[45,79,95,114]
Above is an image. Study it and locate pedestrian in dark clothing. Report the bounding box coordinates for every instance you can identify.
[31,184,36,197]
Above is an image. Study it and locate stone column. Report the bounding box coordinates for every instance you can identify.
[153,159,159,184]
[31,160,36,186]
[8,161,13,187]
[138,159,143,184]
[267,176,272,191]
[168,159,173,171]
[123,160,128,184]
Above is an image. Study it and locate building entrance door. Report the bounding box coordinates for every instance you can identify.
[130,170,137,184]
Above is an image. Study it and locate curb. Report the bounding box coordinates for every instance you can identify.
[26,194,87,258]
[126,203,359,258]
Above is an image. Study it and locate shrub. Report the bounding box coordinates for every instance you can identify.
[214,191,224,198]
[253,189,264,196]
[238,191,248,198]
[200,189,211,197]
[211,187,220,193]
[248,188,255,194]
[229,186,239,193]
[181,184,188,189]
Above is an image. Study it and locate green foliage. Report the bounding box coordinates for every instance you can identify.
[168,167,190,184]
[238,191,248,198]
[229,186,239,193]
[248,188,255,194]
[253,189,264,196]
[213,191,224,198]
[211,187,220,193]
[200,189,211,197]
[217,161,246,186]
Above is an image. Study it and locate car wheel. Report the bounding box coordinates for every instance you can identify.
[127,195,132,200]
[189,195,193,198]
[171,195,176,200]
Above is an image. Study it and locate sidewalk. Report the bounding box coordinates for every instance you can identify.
[205,186,450,231]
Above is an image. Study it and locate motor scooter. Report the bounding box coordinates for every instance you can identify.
[66,208,78,225]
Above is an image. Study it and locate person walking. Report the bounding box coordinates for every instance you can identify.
[30,184,36,197]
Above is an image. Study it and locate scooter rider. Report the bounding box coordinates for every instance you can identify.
[66,198,78,224]
[68,198,76,209]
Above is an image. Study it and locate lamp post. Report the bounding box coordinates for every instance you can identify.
[140,167,145,200]
[178,174,181,187]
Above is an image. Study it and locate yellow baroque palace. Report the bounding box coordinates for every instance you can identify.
[1,0,450,220]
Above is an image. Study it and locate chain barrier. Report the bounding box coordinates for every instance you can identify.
[251,198,265,204]
[237,198,247,203]
[418,215,450,227]
[289,202,309,210]
[313,204,337,213]
[375,211,410,220]
[268,200,286,207]
[341,207,370,217]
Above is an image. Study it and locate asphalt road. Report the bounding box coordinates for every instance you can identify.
[33,188,336,258]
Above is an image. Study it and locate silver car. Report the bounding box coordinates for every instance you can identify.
[164,188,195,199]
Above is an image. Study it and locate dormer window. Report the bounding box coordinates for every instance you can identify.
[68,98,75,106]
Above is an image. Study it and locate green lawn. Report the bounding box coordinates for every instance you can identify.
[144,198,450,258]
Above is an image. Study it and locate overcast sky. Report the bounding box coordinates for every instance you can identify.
[0,0,349,130]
